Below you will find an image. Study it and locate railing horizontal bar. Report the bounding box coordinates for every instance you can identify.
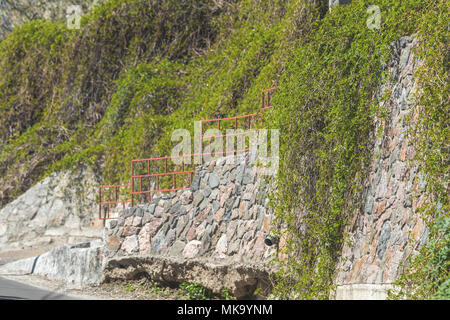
[131,187,189,194]
[132,148,250,163]
[202,131,250,140]
[99,184,131,189]
[201,112,260,123]
[132,153,194,162]
[132,170,196,179]
[100,200,131,205]
[201,148,250,156]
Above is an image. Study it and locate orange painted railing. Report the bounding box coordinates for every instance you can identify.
[98,184,131,220]
[130,155,196,206]
[98,86,276,219]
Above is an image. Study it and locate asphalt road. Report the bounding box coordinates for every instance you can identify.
[0,276,78,300]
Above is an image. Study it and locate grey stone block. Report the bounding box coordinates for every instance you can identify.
[169,240,186,256]
[209,173,220,189]
[364,196,374,214]
[191,174,201,192]
[202,186,212,198]
[193,191,204,207]
[376,221,392,259]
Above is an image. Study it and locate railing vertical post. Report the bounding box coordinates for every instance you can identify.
[261,89,264,109]
[131,161,134,207]
[181,161,185,187]
[139,177,142,205]
[147,159,150,203]
[198,120,203,166]
[98,187,102,220]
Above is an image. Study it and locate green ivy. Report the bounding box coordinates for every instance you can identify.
[0,0,447,300]
[179,281,211,300]
[388,0,449,299]
[268,0,448,299]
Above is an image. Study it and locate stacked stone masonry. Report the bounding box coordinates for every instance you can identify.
[334,36,428,289]
[104,153,276,265]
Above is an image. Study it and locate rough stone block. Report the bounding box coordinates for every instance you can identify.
[215,234,228,257]
[107,234,121,251]
[121,235,139,254]
[183,240,202,259]
[169,240,186,257]
[193,191,204,207]
[209,172,220,189]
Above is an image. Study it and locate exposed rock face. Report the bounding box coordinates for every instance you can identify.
[334,36,427,299]
[0,166,102,252]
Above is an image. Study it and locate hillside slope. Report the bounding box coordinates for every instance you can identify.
[0,0,447,299]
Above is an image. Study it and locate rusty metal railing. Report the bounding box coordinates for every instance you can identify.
[98,184,131,220]
[200,86,277,141]
[261,87,276,110]
[97,86,277,219]
[130,155,196,207]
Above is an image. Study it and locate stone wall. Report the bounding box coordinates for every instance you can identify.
[334,36,427,299]
[103,38,427,300]
[104,153,276,265]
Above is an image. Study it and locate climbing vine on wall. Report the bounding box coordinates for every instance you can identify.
[388,0,449,300]
[268,0,448,299]
[0,0,447,300]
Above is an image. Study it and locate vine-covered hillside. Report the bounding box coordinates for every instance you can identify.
[0,0,447,299]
